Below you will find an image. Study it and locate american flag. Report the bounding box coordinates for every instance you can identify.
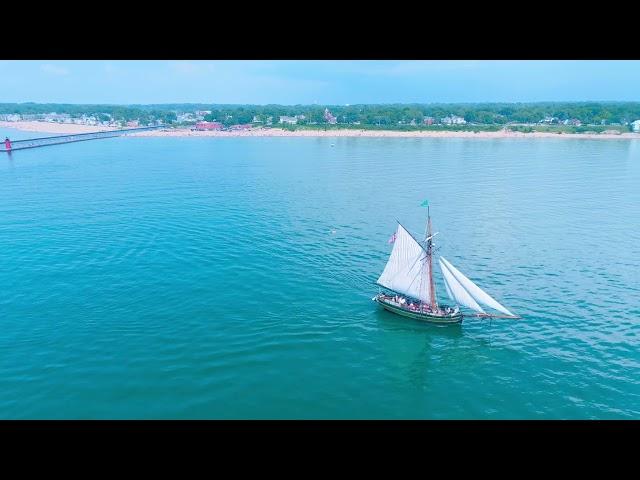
[388,232,397,244]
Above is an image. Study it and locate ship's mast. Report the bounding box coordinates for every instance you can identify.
[426,206,438,310]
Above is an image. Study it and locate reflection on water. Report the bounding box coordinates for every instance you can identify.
[375,307,464,337]
[5,150,14,168]
[376,308,464,388]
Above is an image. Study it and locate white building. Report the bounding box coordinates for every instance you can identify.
[632,120,640,132]
[540,116,558,124]
[441,115,466,125]
[279,116,298,125]
[0,114,21,122]
[177,113,196,123]
[43,112,71,123]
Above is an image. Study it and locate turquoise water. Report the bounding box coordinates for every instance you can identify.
[1,128,639,419]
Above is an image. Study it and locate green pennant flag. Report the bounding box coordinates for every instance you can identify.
[420,199,429,208]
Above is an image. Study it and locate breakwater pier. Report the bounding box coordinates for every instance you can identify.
[1,126,164,152]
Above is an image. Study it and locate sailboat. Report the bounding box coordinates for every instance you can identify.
[373,201,519,324]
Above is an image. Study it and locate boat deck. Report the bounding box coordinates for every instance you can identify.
[374,294,463,324]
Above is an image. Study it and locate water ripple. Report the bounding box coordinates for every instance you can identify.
[1,135,639,418]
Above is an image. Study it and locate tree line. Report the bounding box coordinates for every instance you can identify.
[2,102,640,127]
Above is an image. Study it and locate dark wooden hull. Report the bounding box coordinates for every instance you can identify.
[374,297,463,324]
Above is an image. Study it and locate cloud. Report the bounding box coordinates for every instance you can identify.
[41,63,70,76]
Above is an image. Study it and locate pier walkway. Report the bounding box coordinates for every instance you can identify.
[1,126,164,152]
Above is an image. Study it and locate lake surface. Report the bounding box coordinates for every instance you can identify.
[1,128,639,419]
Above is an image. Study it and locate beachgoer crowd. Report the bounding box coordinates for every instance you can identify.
[377,292,459,315]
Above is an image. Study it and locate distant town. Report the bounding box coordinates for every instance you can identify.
[1,102,639,133]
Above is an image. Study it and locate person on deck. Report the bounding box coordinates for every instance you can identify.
[4,137,11,151]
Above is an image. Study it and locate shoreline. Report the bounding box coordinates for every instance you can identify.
[129,128,640,140]
[2,121,639,140]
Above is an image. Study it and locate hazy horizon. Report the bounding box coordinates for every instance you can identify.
[1,61,639,104]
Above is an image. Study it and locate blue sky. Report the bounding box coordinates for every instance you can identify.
[0,60,638,104]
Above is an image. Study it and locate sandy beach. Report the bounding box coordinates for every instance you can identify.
[129,127,640,140]
[0,121,117,134]
[2,121,639,140]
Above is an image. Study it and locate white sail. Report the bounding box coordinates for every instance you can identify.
[443,276,454,303]
[439,258,485,313]
[377,224,432,303]
[440,257,515,317]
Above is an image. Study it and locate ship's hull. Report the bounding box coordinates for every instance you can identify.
[374,297,463,324]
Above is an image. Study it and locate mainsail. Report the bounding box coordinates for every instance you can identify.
[439,257,515,317]
[377,223,432,304]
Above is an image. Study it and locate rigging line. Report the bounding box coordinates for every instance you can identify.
[418,252,425,305]
[386,250,426,288]
[393,227,429,302]
[383,226,425,283]
[396,221,429,255]
[386,222,431,302]
[406,257,427,294]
